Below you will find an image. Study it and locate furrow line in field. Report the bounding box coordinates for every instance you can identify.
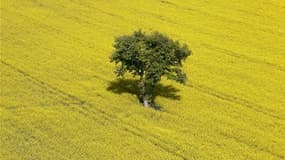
[134,9,178,25]
[133,4,282,55]
[201,43,285,72]
[80,107,189,160]
[0,60,189,160]
[232,7,277,20]
[262,1,285,10]
[218,131,285,159]
[1,61,84,108]
[70,0,140,28]
[158,0,284,35]
[186,83,284,120]
[0,60,85,106]
[1,8,97,49]
[1,116,72,159]
[71,0,280,53]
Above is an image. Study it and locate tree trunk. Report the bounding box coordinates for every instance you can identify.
[139,75,149,107]
[143,99,149,107]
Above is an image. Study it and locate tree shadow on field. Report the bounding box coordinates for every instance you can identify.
[107,79,181,110]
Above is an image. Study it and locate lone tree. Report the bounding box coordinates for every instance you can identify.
[110,30,191,107]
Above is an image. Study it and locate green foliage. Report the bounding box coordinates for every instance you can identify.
[110,30,191,106]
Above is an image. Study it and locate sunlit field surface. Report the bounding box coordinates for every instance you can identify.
[1,0,285,159]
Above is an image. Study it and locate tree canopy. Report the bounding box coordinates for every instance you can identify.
[110,30,191,107]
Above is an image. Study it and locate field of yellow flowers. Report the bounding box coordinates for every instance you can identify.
[1,0,284,159]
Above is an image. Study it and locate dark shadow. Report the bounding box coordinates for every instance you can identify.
[107,79,181,110]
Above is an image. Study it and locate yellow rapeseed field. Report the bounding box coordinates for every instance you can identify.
[1,0,285,159]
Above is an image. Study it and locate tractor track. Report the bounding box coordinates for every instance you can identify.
[218,131,285,159]
[1,8,97,49]
[2,59,283,159]
[186,83,284,121]
[1,115,71,160]
[158,0,284,36]
[201,43,285,72]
